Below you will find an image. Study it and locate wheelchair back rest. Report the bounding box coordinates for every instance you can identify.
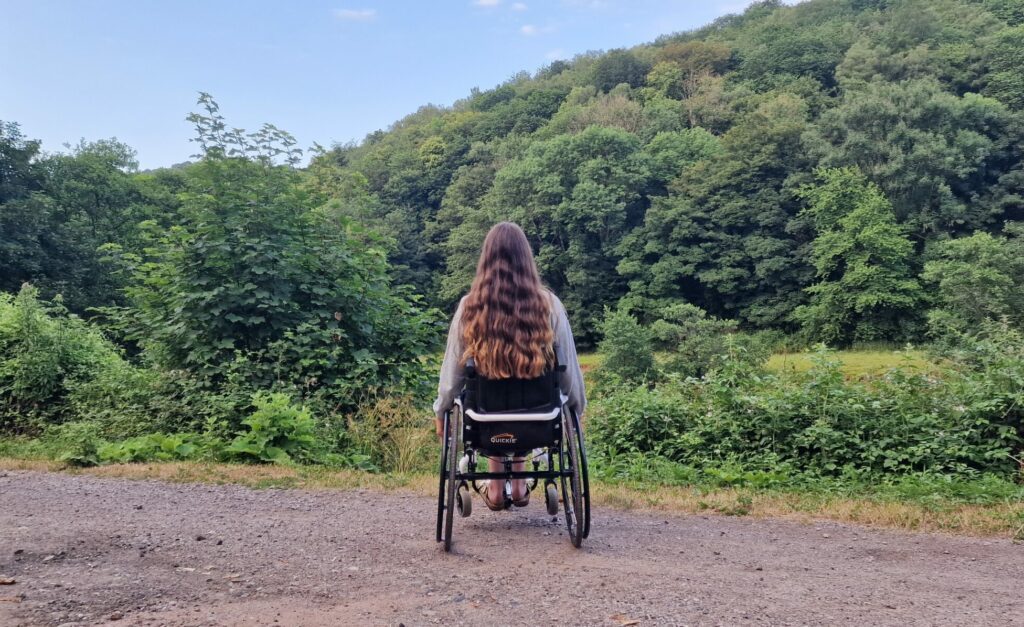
[463,368,559,414]
[462,345,565,413]
[461,362,562,454]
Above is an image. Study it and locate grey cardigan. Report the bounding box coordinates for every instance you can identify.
[432,291,586,419]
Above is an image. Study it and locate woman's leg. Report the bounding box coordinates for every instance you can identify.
[486,456,528,505]
[510,458,528,502]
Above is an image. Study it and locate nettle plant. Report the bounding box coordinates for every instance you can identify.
[226,392,319,464]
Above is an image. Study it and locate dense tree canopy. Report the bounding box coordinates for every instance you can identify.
[4,0,1024,350]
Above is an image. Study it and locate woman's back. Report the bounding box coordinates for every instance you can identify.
[433,222,585,420]
[433,290,586,419]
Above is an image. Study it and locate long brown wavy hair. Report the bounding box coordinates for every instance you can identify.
[461,222,555,379]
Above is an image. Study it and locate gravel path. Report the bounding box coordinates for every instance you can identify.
[1,470,1022,626]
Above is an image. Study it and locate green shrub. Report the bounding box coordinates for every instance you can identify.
[591,452,700,486]
[98,433,199,463]
[0,285,124,433]
[0,285,225,440]
[596,307,654,384]
[589,342,1023,479]
[43,421,106,467]
[588,381,694,458]
[102,96,443,416]
[226,392,320,464]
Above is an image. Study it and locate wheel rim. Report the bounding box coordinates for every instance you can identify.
[443,407,460,552]
[571,408,591,539]
[560,412,583,547]
[435,411,450,543]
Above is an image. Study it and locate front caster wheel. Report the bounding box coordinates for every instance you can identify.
[545,483,559,516]
[456,482,472,518]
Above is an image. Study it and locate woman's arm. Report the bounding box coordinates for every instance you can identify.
[432,298,466,427]
[551,295,587,416]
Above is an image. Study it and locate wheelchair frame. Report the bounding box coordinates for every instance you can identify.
[435,392,591,552]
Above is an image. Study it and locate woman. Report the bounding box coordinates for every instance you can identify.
[433,222,586,510]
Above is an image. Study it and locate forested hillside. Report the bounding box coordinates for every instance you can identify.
[306,0,1024,346]
[3,0,1024,487]
[5,0,1024,346]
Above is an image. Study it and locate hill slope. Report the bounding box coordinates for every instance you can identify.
[313,0,1024,345]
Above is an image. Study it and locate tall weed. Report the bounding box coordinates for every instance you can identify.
[346,395,435,473]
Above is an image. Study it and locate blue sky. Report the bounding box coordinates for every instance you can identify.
[3,0,757,169]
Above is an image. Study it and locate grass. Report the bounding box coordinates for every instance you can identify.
[582,348,933,379]
[2,457,1021,540]
[577,352,603,372]
[767,349,933,378]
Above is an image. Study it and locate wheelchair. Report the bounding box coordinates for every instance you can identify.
[436,350,591,552]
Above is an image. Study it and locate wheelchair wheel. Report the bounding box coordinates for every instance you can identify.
[545,482,559,516]
[570,407,591,539]
[435,410,451,543]
[456,482,472,518]
[443,406,462,552]
[560,410,585,548]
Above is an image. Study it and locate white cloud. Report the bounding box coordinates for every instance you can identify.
[333,8,377,21]
[473,0,501,6]
[511,2,528,10]
[520,23,554,36]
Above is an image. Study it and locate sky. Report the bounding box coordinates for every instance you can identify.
[2,0,759,169]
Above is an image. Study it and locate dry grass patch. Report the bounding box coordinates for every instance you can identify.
[589,482,1023,537]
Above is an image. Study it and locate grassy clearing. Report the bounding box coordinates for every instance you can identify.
[766,349,932,377]
[583,349,933,378]
[3,458,1020,540]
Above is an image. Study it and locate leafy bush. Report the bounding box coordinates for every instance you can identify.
[650,303,772,377]
[99,433,203,463]
[0,285,125,433]
[226,392,319,464]
[43,421,105,467]
[589,342,1023,479]
[0,284,243,439]
[596,307,654,384]
[103,96,442,416]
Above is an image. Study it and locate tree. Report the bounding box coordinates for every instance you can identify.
[590,49,651,92]
[922,225,1024,336]
[984,25,1024,109]
[482,126,652,343]
[656,41,732,76]
[793,167,923,345]
[642,128,722,186]
[808,78,1017,237]
[834,1,1000,95]
[596,306,654,384]
[0,126,143,312]
[619,94,814,327]
[733,10,855,89]
[108,95,439,408]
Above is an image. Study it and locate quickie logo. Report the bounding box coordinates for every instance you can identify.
[490,432,517,445]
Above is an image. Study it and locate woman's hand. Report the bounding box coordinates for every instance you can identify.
[434,417,444,440]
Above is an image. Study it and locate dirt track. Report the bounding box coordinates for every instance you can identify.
[1,471,1023,626]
